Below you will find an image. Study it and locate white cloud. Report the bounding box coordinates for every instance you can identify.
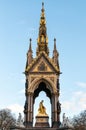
[76,82,86,88]
[61,82,86,117]
[7,104,24,117]
[73,91,86,109]
[62,101,73,111]
[61,90,86,117]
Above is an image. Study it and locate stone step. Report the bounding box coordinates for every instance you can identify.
[10,126,72,130]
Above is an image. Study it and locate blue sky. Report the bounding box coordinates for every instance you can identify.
[0,0,86,124]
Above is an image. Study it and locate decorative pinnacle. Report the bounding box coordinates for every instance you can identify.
[54,38,56,50]
[29,38,32,51]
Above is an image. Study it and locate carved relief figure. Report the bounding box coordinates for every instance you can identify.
[57,101,61,113]
[41,35,45,42]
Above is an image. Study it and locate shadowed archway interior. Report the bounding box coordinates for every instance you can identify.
[33,82,52,103]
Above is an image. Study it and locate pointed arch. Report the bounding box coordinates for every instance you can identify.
[28,77,57,94]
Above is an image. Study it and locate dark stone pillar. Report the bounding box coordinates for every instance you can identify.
[52,93,61,128]
[24,92,33,128]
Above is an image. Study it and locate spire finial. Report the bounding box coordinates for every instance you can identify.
[42,2,44,9]
[54,38,56,43]
[30,38,32,43]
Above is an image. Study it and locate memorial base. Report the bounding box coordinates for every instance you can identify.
[35,115,50,127]
[10,126,73,130]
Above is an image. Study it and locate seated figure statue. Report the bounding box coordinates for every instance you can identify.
[37,100,48,116]
[62,113,73,128]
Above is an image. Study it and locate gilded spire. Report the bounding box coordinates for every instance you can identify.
[40,2,45,25]
[36,3,49,56]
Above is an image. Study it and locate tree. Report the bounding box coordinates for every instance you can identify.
[0,108,16,130]
[72,110,86,130]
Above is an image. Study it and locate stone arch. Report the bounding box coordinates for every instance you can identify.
[31,78,53,103]
[24,78,60,128]
[29,77,57,94]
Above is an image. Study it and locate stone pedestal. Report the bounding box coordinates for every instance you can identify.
[35,115,50,128]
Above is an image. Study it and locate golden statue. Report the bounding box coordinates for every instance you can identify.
[41,35,45,43]
[37,100,48,116]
